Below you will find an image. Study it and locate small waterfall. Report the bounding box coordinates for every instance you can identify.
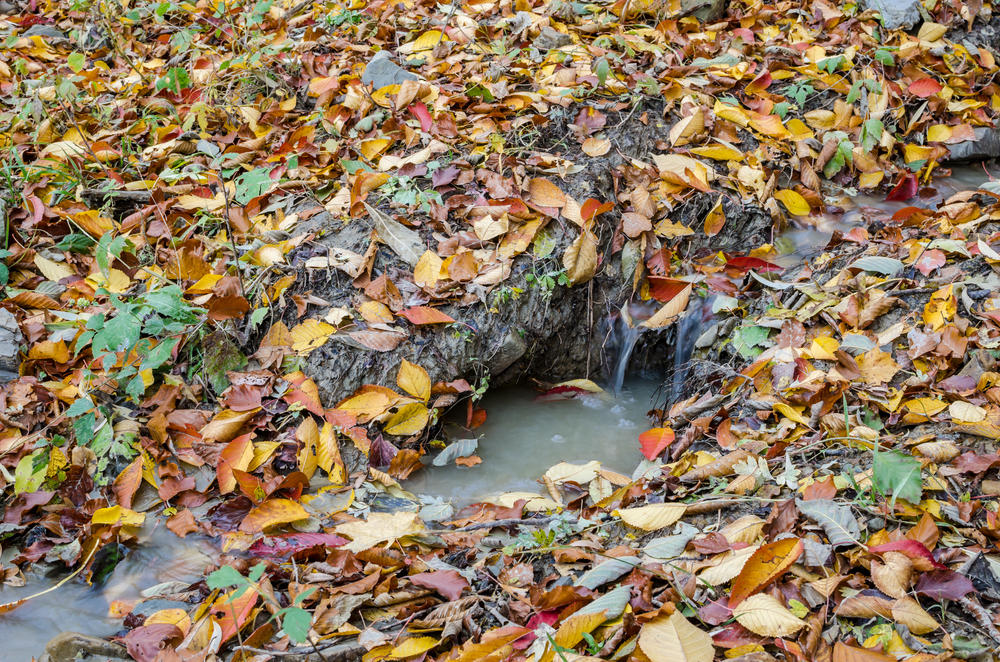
[609,301,657,394]
[611,324,642,394]
[670,296,715,402]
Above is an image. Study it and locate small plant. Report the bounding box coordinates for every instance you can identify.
[525,268,569,297]
[207,563,315,645]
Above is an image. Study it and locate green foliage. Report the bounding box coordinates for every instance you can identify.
[784,80,815,106]
[207,563,315,644]
[860,118,884,153]
[731,325,770,358]
[154,66,192,94]
[874,47,895,66]
[872,447,922,505]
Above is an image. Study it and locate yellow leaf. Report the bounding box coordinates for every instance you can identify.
[553,610,608,649]
[338,391,391,420]
[34,255,74,281]
[669,109,704,147]
[729,538,802,606]
[239,498,309,533]
[384,402,430,436]
[360,138,393,161]
[358,300,394,324]
[923,285,955,331]
[400,30,449,54]
[917,21,946,41]
[414,250,444,288]
[617,503,686,531]
[71,209,115,237]
[638,610,714,662]
[858,171,884,189]
[773,189,810,216]
[563,230,598,285]
[807,336,839,360]
[902,398,948,417]
[85,268,130,294]
[201,408,260,444]
[926,124,953,142]
[689,144,743,161]
[856,348,900,385]
[290,318,336,354]
[732,594,807,637]
[296,417,319,479]
[642,284,692,329]
[891,596,939,635]
[92,505,145,527]
[773,403,808,425]
[703,195,726,237]
[335,511,425,553]
[949,400,987,423]
[389,636,439,659]
[397,359,431,401]
[317,422,345,483]
[529,178,567,208]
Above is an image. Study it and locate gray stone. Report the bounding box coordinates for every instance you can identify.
[946,126,1000,163]
[533,26,572,50]
[488,329,527,375]
[683,0,727,22]
[42,632,129,662]
[361,51,417,91]
[0,308,22,379]
[22,24,69,43]
[861,0,921,30]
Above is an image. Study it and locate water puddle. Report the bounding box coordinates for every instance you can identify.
[0,523,214,659]
[407,380,658,506]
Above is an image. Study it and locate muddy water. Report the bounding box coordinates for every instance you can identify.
[0,524,214,660]
[408,380,658,506]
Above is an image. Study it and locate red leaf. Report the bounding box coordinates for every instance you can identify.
[638,427,675,460]
[581,198,614,222]
[914,569,976,600]
[908,77,942,98]
[886,173,918,202]
[868,539,946,570]
[725,255,782,273]
[647,277,690,303]
[409,570,469,601]
[914,249,946,276]
[398,306,455,325]
[410,101,432,132]
[248,533,348,559]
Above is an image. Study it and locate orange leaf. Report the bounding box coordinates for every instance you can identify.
[908,78,942,98]
[201,408,260,444]
[239,498,310,533]
[703,195,726,236]
[730,537,803,607]
[218,433,254,494]
[112,457,143,510]
[398,306,455,325]
[638,428,675,460]
[528,177,567,208]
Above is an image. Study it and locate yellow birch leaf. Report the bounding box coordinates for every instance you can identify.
[773,189,810,216]
[638,610,714,662]
[553,610,608,649]
[389,637,440,659]
[317,422,345,483]
[617,503,686,531]
[732,594,807,637]
[397,359,431,401]
[384,402,430,436]
[290,319,336,354]
[238,498,310,533]
[296,417,319,479]
[414,250,444,288]
[563,230,598,285]
[689,144,744,161]
[34,255,74,281]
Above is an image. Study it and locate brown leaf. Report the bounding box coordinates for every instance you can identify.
[562,229,598,285]
[112,457,143,510]
[730,538,803,607]
[410,570,470,601]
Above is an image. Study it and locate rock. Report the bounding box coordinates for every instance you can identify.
[0,308,22,381]
[0,0,18,14]
[361,51,418,91]
[860,0,921,30]
[43,632,130,662]
[22,24,69,43]
[532,26,572,50]
[946,126,1000,163]
[682,0,727,21]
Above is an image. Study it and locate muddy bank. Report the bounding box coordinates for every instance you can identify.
[294,99,773,405]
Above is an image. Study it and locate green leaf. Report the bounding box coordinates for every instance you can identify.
[873,448,922,505]
[207,565,247,590]
[875,47,895,66]
[56,233,96,253]
[67,52,86,73]
[280,606,312,644]
[595,57,610,86]
[861,118,883,153]
[731,325,771,359]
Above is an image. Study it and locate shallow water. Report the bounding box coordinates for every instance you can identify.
[0,523,214,660]
[408,380,658,505]
[774,164,1000,267]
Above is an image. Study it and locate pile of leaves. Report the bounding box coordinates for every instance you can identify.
[6,0,1000,659]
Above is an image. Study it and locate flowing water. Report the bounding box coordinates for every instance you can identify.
[0,524,215,660]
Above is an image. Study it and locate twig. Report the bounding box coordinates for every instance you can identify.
[426,516,557,534]
[959,596,1000,644]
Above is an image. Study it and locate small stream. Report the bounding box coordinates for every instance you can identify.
[6,164,1000,658]
[0,524,214,660]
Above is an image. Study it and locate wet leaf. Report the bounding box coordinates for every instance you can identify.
[238,498,310,533]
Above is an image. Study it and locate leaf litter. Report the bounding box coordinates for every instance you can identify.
[5,0,1000,659]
